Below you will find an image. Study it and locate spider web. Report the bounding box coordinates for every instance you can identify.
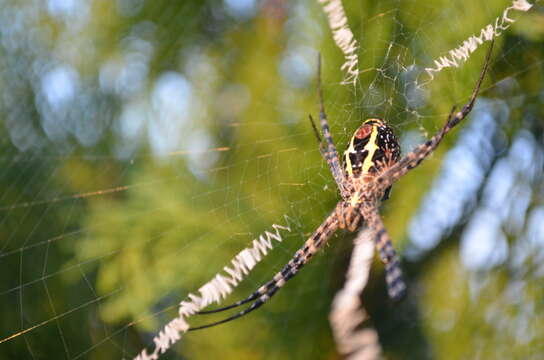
[1,0,543,359]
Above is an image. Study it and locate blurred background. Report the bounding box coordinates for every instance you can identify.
[0,0,543,359]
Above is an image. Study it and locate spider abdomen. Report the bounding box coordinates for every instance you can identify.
[343,118,401,179]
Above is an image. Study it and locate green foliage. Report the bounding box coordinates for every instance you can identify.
[0,0,543,359]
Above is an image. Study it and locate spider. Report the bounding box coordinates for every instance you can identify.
[189,40,494,331]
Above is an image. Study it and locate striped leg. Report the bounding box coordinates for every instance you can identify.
[309,114,349,200]
[192,208,340,329]
[361,205,406,300]
[308,54,351,200]
[376,39,494,190]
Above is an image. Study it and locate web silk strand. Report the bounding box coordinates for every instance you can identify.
[318,0,360,86]
[425,0,534,79]
[134,217,293,360]
[329,229,381,360]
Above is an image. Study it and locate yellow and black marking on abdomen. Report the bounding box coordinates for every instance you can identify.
[343,118,401,198]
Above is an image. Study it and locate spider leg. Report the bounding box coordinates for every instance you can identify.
[192,253,309,331]
[376,38,494,189]
[308,114,322,143]
[361,204,406,300]
[346,215,362,232]
[346,205,363,232]
[309,54,352,200]
[189,288,278,331]
[335,201,347,230]
[310,113,346,193]
[195,208,340,321]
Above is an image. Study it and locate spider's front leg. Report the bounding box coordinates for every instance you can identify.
[191,209,341,330]
[361,203,406,300]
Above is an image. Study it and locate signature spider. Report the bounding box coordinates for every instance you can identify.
[190,40,494,331]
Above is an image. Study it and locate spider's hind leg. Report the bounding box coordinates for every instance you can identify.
[308,54,352,200]
[376,39,494,190]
